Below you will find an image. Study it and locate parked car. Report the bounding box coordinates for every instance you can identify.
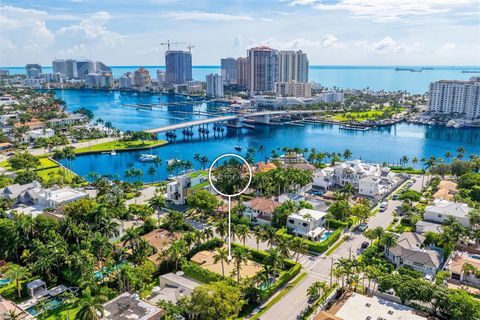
[380,201,388,211]
[361,241,370,249]
[392,194,399,200]
[358,223,368,231]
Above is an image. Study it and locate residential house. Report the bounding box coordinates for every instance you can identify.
[166,170,213,205]
[140,229,182,265]
[386,232,442,275]
[243,197,281,225]
[415,220,443,234]
[287,208,327,241]
[313,160,400,198]
[0,296,33,320]
[47,113,87,127]
[26,128,55,140]
[424,200,472,227]
[147,272,200,304]
[433,180,458,201]
[446,251,480,286]
[36,187,89,208]
[102,292,164,320]
[0,181,42,204]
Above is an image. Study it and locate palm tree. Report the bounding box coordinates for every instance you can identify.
[213,248,229,277]
[257,144,266,162]
[234,224,250,245]
[340,183,354,200]
[372,226,385,246]
[60,290,76,320]
[289,237,308,263]
[411,156,418,169]
[164,239,187,270]
[202,227,214,242]
[343,149,352,160]
[445,151,451,162]
[457,146,465,159]
[381,232,397,256]
[36,299,49,320]
[215,219,228,241]
[264,247,284,279]
[232,247,251,282]
[122,226,140,248]
[303,213,314,236]
[75,288,107,320]
[193,153,201,168]
[307,281,328,302]
[147,166,157,183]
[4,264,30,298]
[148,193,167,227]
[4,310,22,320]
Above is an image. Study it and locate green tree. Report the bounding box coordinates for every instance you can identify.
[75,288,107,320]
[4,264,30,298]
[213,247,229,277]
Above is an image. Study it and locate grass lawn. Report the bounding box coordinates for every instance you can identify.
[0,157,58,171]
[330,107,404,122]
[75,140,167,154]
[45,301,81,320]
[36,167,75,183]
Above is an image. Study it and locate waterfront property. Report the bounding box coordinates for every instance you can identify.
[166,170,212,205]
[424,200,472,227]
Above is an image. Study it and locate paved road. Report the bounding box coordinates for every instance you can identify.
[260,176,428,320]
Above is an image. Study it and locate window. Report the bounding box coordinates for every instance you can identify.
[302,222,307,227]
[288,219,294,224]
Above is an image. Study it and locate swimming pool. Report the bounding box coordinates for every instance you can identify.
[258,278,274,291]
[26,296,63,316]
[94,261,126,280]
[320,231,333,242]
[0,278,12,285]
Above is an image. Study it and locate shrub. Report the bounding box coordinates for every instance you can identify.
[186,237,223,260]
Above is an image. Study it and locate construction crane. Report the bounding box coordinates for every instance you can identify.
[160,40,187,51]
[187,44,196,53]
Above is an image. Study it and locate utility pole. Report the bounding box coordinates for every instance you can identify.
[329,257,334,288]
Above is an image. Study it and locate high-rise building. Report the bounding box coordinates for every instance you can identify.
[52,59,67,76]
[236,57,249,87]
[41,73,62,83]
[133,68,152,89]
[206,74,224,98]
[429,78,480,119]
[26,64,42,79]
[120,72,135,89]
[221,58,237,85]
[65,59,78,79]
[275,81,312,97]
[156,69,167,85]
[85,72,113,88]
[277,50,309,83]
[165,50,192,84]
[247,47,278,93]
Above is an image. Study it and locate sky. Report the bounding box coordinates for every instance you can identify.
[1,0,480,66]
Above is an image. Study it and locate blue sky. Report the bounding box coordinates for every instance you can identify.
[1,0,479,66]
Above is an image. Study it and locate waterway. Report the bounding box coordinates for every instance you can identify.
[53,90,480,183]
[5,65,480,93]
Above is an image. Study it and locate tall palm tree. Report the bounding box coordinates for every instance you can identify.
[289,237,308,263]
[213,247,229,277]
[75,288,107,320]
[148,193,167,227]
[232,247,250,283]
[4,264,30,298]
[60,290,76,320]
[307,281,328,302]
[343,149,352,160]
[215,219,228,241]
[411,156,419,169]
[164,239,187,270]
[4,310,22,320]
[264,247,284,280]
[234,224,250,245]
[381,232,397,256]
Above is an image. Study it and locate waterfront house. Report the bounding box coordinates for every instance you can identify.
[243,197,281,225]
[286,208,327,241]
[386,232,442,276]
[433,180,458,201]
[102,292,165,320]
[313,160,399,198]
[424,200,472,227]
[166,170,213,205]
[0,181,42,203]
[26,128,54,140]
[47,113,87,127]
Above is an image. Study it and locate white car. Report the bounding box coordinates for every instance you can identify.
[380,201,388,211]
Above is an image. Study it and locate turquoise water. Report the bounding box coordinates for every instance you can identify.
[53,89,480,183]
[94,262,126,280]
[26,296,63,316]
[320,231,333,242]
[0,278,12,285]
[259,278,274,291]
[4,65,480,93]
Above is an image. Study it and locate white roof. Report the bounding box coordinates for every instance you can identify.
[40,187,88,204]
[289,208,327,221]
[426,200,472,218]
[335,293,427,320]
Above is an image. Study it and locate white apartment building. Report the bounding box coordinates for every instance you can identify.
[27,128,54,140]
[166,171,213,205]
[41,73,62,83]
[275,81,312,97]
[120,72,135,89]
[424,200,472,227]
[286,208,327,241]
[318,91,344,103]
[429,78,480,119]
[313,160,400,198]
[85,72,113,89]
[206,73,224,98]
[277,50,309,83]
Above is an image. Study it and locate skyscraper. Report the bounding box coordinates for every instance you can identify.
[236,57,249,87]
[429,78,480,119]
[220,58,237,85]
[277,50,309,83]
[133,68,152,89]
[206,74,224,98]
[52,59,67,76]
[65,59,78,79]
[247,47,278,93]
[165,50,192,84]
[25,64,42,79]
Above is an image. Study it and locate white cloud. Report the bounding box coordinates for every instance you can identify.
[57,11,123,46]
[309,0,479,22]
[289,0,316,6]
[358,36,421,55]
[248,35,345,50]
[164,11,253,21]
[58,44,87,56]
[320,34,345,48]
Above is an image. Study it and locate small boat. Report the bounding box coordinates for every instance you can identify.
[167,159,180,165]
[139,154,158,162]
[235,145,242,151]
[111,150,117,156]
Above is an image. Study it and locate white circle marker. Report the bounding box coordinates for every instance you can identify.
[208,153,252,261]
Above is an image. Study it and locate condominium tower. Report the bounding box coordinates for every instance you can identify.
[165,50,192,84]
[220,58,237,85]
[277,50,309,83]
[429,78,480,119]
[247,47,278,93]
[206,74,224,98]
[236,57,249,87]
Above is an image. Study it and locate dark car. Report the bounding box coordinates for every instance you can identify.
[361,241,370,249]
[392,194,399,200]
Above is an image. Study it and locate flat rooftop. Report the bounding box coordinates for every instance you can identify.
[102,292,164,320]
[332,293,427,320]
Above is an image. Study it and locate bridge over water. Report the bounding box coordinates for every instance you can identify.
[144,110,325,134]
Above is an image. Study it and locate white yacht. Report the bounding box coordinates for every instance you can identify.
[139,154,158,162]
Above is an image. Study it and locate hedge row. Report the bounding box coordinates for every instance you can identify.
[259,263,301,300]
[185,237,223,260]
[181,261,235,285]
[231,243,297,271]
[276,227,344,254]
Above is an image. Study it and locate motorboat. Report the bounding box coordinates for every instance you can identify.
[139,154,158,162]
[111,150,117,156]
[235,145,242,151]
